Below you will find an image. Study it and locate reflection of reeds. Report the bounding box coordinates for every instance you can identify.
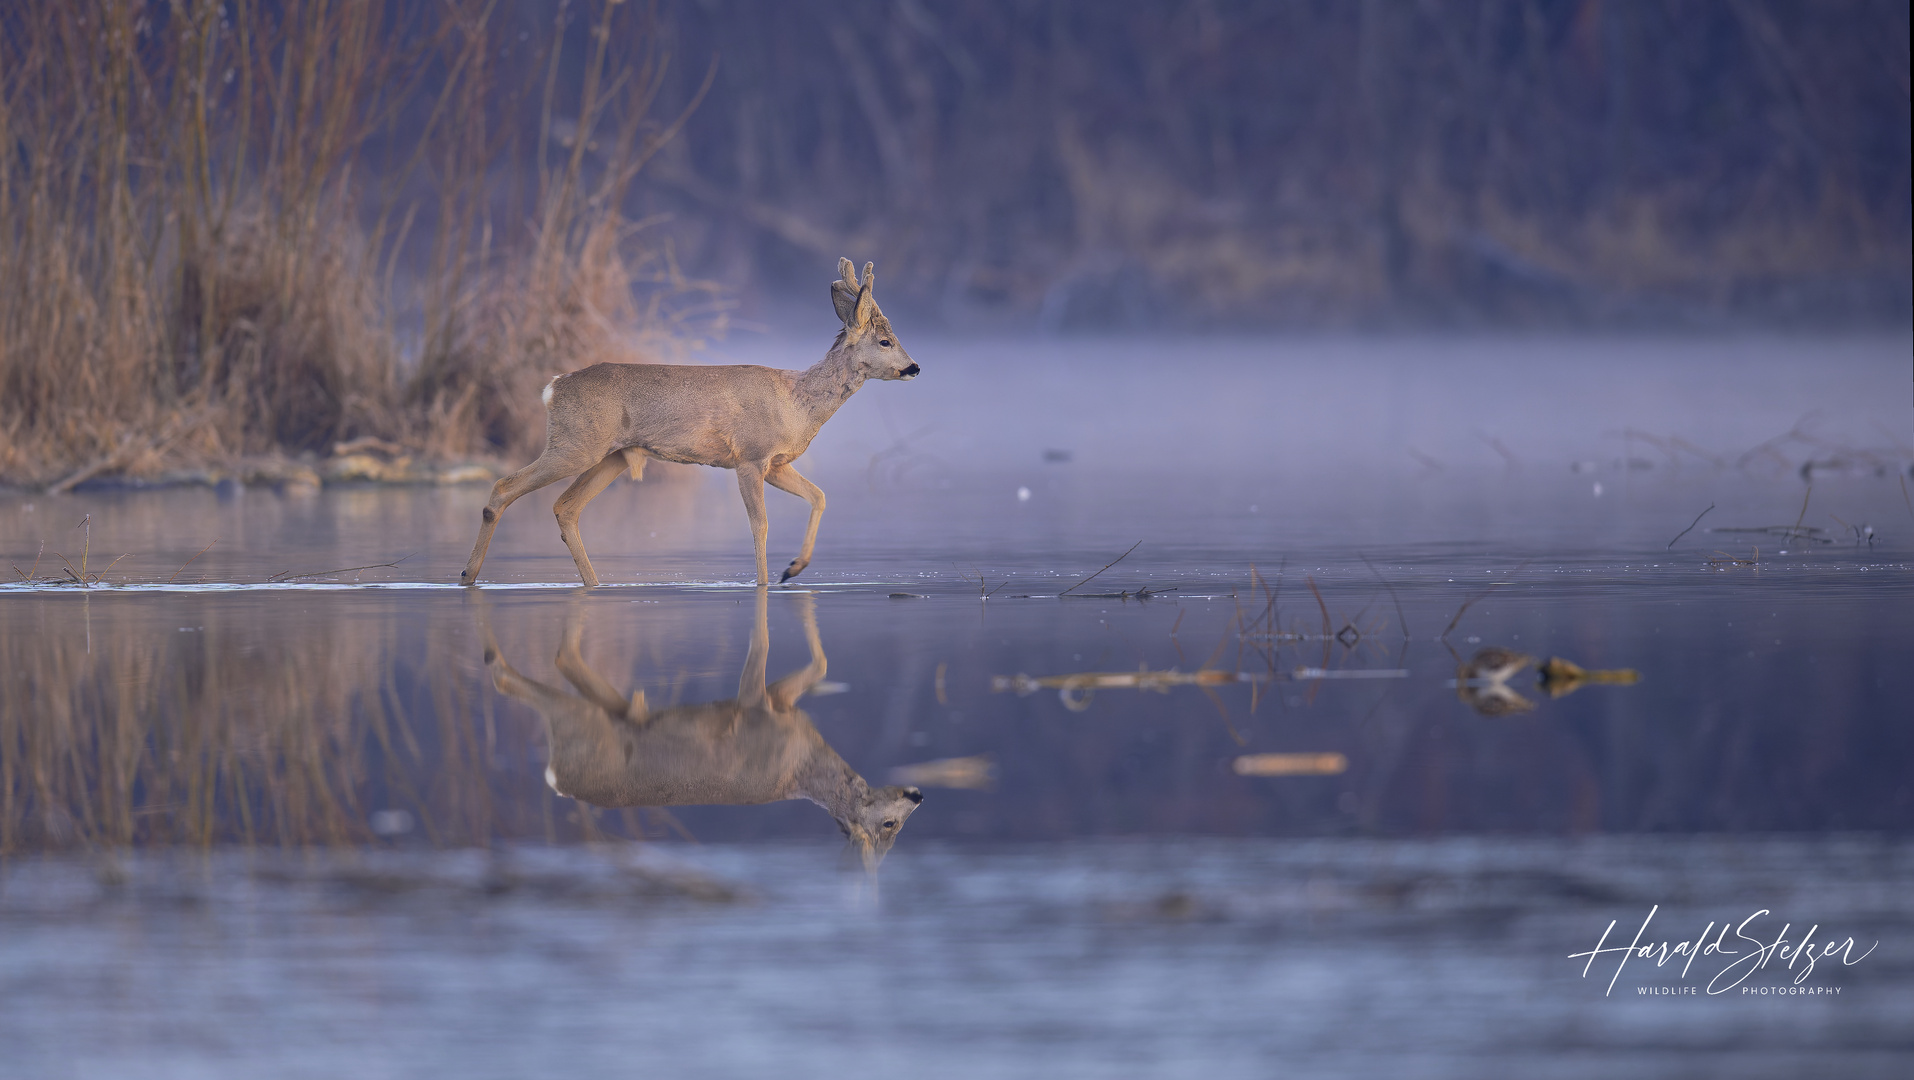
[0,590,762,854]
[0,596,520,853]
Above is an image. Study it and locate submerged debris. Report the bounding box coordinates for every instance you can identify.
[1232,752,1348,777]
[889,755,997,790]
[1454,648,1537,716]
[1291,667,1408,681]
[1710,525,1833,544]
[1454,648,1642,714]
[991,667,1261,711]
[1538,658,1641,698]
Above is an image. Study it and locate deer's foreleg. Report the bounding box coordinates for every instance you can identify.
[461,450,596,586]
[553,453,628,587]
[766,462,826,583]
[766,590,828,708]
[736,463,772,586]
[554,607,645,720]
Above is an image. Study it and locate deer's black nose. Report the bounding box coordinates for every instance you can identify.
[900,363,920,378]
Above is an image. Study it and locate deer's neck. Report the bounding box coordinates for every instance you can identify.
[789,742,868,820]
[792,343,866,433]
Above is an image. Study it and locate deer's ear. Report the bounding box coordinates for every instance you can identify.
[853,263,878,325]
[832,257,861,324]
[832,280,859,325]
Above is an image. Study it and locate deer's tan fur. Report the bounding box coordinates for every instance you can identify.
[460,258,918,587]
[479,590,924,866]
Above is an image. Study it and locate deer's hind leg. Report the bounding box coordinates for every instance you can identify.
[553,452,631,588]
[765,462,826,583]
[461,445,603,586]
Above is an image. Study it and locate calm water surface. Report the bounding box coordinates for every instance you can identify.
[2,336,1911,1078]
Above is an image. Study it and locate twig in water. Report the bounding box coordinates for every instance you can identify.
[956,564,1010,599]
[169,539,218,583]
[1305,576,1332,639]
[1201,684,1247,747]
[269,553,416,582]
[1357,552,1410,637]
[1441,572,1520,640]
[1667,503,1715,548]
[55,552,85,585]
[11,541,44,583]
[48,516,133,587]
[1058,540,1142,597]
[1706,548,1762,571]
[1793,483,1812,533]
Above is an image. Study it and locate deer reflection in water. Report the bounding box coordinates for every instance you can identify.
[481,589,923,867]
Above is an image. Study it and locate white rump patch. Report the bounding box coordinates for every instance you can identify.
[544,765,563,795]
[541,377,559,407]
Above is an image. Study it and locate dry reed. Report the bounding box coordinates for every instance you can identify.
[0,1,726,489]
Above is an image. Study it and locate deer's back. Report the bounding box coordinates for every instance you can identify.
[546,701,829,808]
[545,362,808,468]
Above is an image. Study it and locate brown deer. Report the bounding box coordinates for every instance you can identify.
[460,258,919,587]
[479,589,924,867]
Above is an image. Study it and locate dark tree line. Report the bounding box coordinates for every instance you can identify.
[617,0,1910,326]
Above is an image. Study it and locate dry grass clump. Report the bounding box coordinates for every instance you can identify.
[0,1,724,488]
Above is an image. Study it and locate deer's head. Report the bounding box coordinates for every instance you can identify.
[836,782,925,868]
[832,258,919,382]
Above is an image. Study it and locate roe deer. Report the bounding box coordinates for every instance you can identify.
[460,258,919,587]
[479,589,924,867]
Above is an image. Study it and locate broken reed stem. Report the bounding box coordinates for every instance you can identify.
[55,553,86,587]
[1357,552,1410,637]
[268,552,415,583]
[1057,540,1142,597]
[1793,483,1812,532]
[1305,575,1332,638]
[1442,583,1500,639]
[11,543,44,583]
[169,540,219,583]
[1668,503,1715,548]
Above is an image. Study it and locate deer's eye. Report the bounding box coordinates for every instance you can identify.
[882,820,896,829]
[878,339,892,347]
